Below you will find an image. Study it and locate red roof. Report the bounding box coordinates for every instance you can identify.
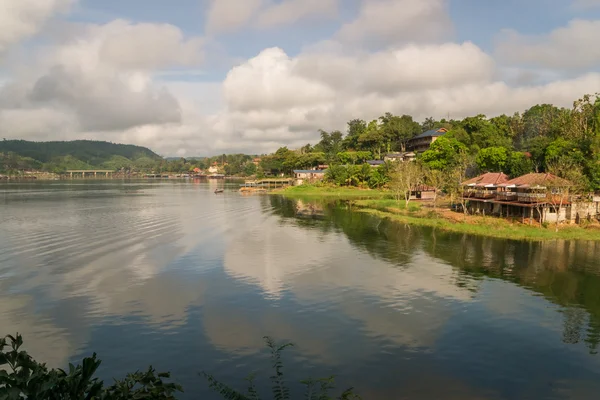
[499,173,571,188]
[462,172,509,187]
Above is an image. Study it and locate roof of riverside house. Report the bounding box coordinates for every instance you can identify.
[498,173,571,188]
[366,160,385,165]
[411,128,448,140]
[462,172,510,187]
[293,169,326,174]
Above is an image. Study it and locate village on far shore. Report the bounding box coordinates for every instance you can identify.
[285,127,600,226]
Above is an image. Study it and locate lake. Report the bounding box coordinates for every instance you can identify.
[1,180,600,399]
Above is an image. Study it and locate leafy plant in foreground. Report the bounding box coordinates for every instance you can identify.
[202,337,360,400]
[1,334,360,399]
[0,333,182,400]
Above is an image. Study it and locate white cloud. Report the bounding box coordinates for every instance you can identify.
[336,0,453,47]
[294,42,494,95]
[495,19,600,70]
[51,20,204,73]
[2,0,600,157]
[205,0,339,34]
[205,0,263,34]
[0,0,73,54]
[97,21,204,70]
[213,44,600,155]
[0,20,206,140]
[224,47,335,112]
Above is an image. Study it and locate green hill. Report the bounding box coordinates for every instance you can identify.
[0,140,161,165]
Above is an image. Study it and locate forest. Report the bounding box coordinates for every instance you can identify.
[0,140,259,176]
[258,94,600,191]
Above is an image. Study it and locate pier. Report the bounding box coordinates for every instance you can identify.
[241,178,293,190]
[66,170,114,178]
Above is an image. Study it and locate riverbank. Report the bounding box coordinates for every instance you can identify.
[277,186,600,241]
[274,185,389,199]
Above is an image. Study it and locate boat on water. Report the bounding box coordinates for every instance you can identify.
[214,189,224,194]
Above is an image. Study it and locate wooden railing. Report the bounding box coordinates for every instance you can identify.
[496,192,518,201]
[517,192,547,203]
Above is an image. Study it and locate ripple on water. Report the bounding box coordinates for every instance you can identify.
[3,182,600,400]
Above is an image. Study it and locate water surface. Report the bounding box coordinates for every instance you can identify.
[1,180,600,399]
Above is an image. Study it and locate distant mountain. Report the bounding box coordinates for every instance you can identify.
[0,140,161,166]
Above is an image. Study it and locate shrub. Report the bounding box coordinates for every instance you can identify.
[0,334,360,400]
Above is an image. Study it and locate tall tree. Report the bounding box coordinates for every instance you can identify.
[380,113,421,152]
[358,120,385,159]
[476,147,509,172]
[422,117,436,131]
[344,119,367,150]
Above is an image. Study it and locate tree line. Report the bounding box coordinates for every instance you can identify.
[3,94,600,182]
[258,94,600,191]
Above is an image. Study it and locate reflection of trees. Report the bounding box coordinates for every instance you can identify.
[266,196,336,233]
[268,196,423,266]
[327,206,424,266]
[422,231,600,354]
[267,196,600,354]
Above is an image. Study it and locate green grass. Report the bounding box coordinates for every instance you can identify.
[278,184,389,199]
[352,199,600,242]
[355,199,422,212]
[279,186,600,241]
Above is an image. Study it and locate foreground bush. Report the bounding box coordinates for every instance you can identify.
[0,334,359,400]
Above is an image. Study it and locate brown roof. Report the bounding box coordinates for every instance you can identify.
[499,173,571,188]
[462,172,509,187]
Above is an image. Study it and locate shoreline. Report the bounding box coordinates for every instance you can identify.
[276,185,600,242]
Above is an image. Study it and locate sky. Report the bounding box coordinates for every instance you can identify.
[1,0,600,156]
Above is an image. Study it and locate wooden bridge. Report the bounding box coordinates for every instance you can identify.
[66,170,114,178]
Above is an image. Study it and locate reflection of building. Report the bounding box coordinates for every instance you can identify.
[295,200,325,219]
[407,128,448,152]
[293,169,326,185]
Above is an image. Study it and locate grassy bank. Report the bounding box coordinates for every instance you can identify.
[275,184,389,199]
[278,185,600,241]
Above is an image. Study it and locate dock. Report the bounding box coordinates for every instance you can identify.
[66,170,114,178]
[241,178,293,190]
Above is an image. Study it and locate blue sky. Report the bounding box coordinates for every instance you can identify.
[1,0,600,156]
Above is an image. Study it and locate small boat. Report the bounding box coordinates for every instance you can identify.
[214,189,224,194]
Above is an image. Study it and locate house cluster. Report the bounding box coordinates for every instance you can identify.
[462,172,600,223]
[292,128,447,185]
[293,164,328,185]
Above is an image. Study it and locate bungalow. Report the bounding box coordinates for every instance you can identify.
[294,169,326,185]
[407,128,448,153]
[410,185,437,200]
[384,153,404,162]
[384,152,417,162]
[463,172,509,199]
[462,172,600,223]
